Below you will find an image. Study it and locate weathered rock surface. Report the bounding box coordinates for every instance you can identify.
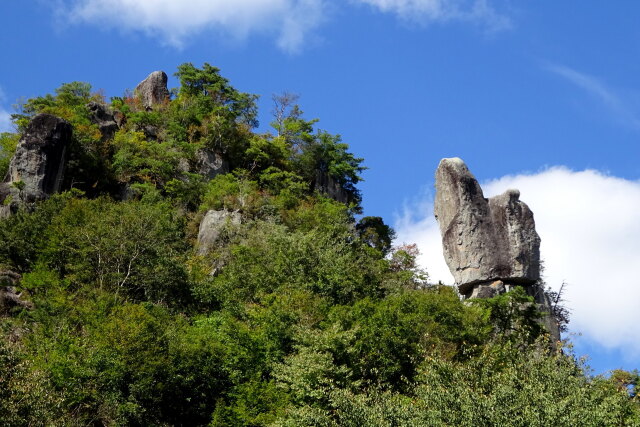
[197,210,241,255]
[0,114,72,215]
[135,71,170,109]
[196,149,229,179]
[86,101,119,141]
[434,157,540,293]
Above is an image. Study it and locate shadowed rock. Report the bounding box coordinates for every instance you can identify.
[434,158,541,294]
[135,71,170,109]
[0,114,72,215]
[196,149,229,180]
[313,170,351,205]
[86,101,119,141]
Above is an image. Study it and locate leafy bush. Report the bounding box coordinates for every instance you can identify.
[36,197,190,304]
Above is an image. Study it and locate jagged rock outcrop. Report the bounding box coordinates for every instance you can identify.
[434,157,540,294]
[86,101,119,141]
[434,157,559,342]
[197,210,241,255]
[135,71,170,109]
[196,149,229,179]
[0,114,72,215]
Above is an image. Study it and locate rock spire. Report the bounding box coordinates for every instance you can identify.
[434,157,541,295]
[434,157,559,341]
[135,71,170,109]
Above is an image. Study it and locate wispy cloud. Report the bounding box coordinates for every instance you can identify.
[352,0,512,32]
[396,167,640,359]
[545,63,640,130]
[58,0,510,52]
[62,0,327,53]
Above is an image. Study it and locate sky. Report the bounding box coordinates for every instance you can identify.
[1,0,639,375]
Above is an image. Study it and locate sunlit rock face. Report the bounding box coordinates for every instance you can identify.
[434,157,541,295]
[197,210,241,256]
[434,158,559,342]
[196,149,229,180]
[135,71,170,109]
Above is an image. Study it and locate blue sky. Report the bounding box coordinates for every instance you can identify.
[1,0,639,375]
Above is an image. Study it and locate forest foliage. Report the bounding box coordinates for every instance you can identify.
[0,63,638,426]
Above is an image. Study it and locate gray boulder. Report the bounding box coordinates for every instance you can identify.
[196,149,229,179]
[434,157,541,294]
[0,114,72,214]
[135,71,170,109]
[469,280,508,299]
[197,210,241,255]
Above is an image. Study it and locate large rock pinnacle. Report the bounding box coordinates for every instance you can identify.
[434,157,541,294]
[0,114,72,215]
[135,71,170,109]
[434,158,558,342]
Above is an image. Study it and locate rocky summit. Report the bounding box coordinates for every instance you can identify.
[0,63,634,425]
[434,157,541,294]
[135,70,170,109]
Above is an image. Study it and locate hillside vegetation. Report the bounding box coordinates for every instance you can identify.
[0,64,638,426]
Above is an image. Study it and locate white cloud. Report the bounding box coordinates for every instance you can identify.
[352,0,511,31]
[546,63,640,130]
[63,0,326,53]
[395,191,454,285]
[396,167,640,357]
[59,0,510,52]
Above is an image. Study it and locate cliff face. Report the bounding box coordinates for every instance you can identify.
[434,157,559,341]
[0,114,72,216]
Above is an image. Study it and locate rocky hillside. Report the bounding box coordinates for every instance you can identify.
[0,64,637,425]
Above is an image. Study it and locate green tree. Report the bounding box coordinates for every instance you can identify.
[0,132,19,179]
[40,197,189,303]
[356,216,395,255]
